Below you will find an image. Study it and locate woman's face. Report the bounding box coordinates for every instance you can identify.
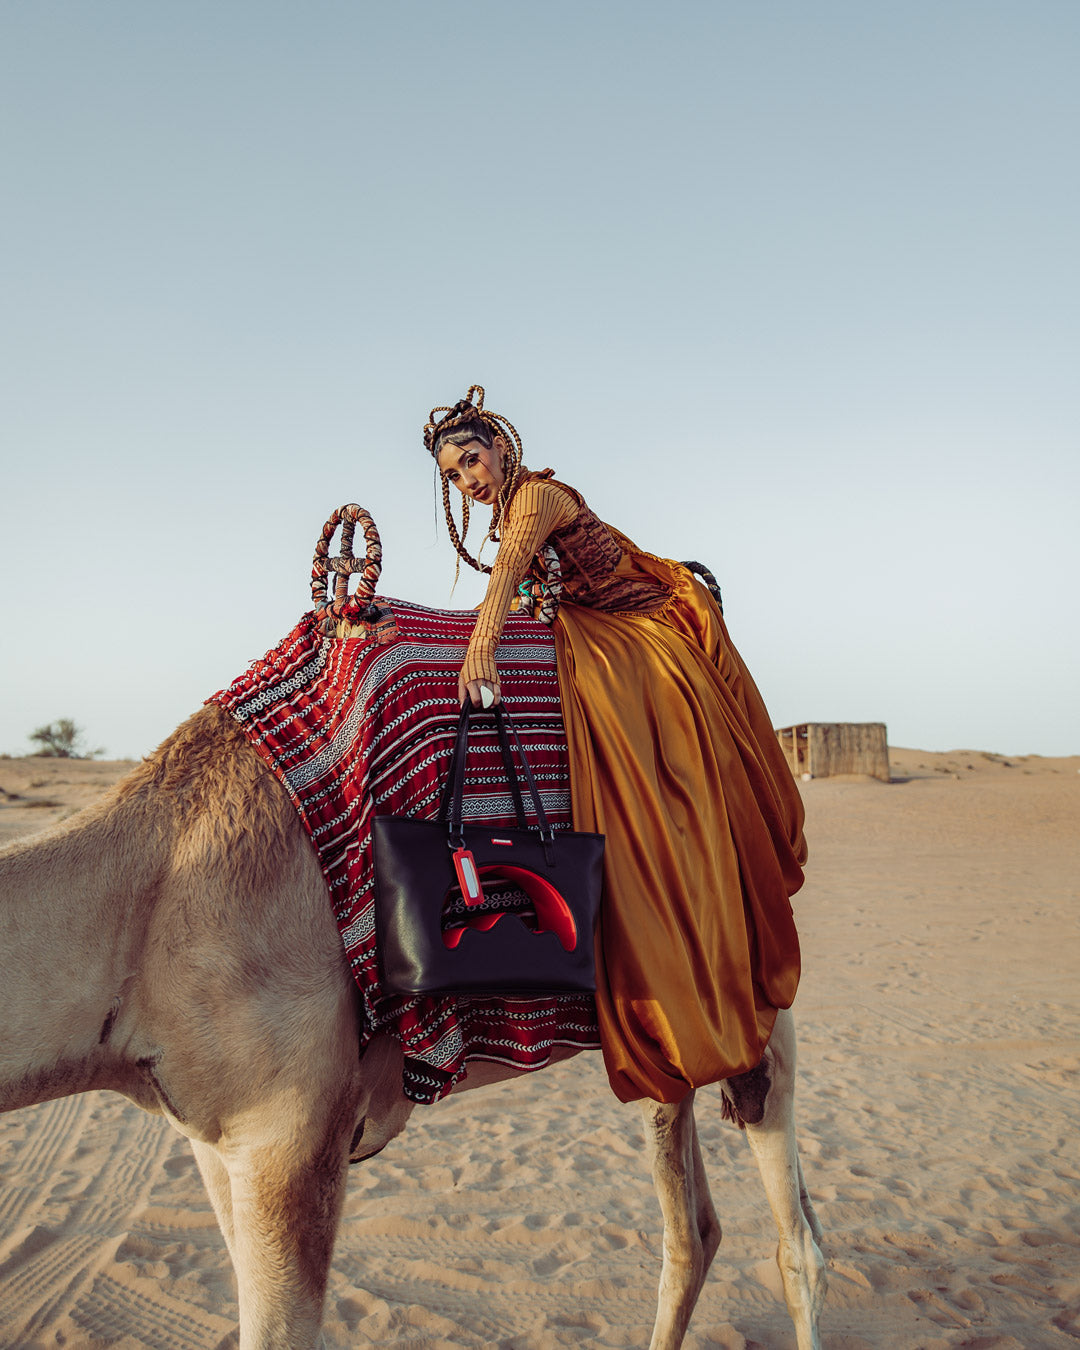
[437,437,506,506]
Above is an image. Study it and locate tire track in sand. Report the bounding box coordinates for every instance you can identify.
[72,1271,235,1350]
[0,1093,86,1232]
[0,1093,233,1348]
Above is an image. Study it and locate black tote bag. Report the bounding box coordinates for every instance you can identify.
[372,702,604,997]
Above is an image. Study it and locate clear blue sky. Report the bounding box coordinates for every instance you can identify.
[2,2,1077,758]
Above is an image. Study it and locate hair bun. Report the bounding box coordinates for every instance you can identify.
[424,387,487,454]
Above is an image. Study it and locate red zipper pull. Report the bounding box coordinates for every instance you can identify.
[452,847,485,907]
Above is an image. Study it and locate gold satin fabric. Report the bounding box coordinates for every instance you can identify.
[552,545,806,1104]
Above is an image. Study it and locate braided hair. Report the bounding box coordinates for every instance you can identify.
[424,385,525,577]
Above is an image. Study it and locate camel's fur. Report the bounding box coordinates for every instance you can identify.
[0,703,825,1348]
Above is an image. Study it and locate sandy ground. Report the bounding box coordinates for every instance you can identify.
[1,745,1078,1349]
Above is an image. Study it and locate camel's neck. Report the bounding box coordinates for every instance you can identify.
[0,793,164,1112]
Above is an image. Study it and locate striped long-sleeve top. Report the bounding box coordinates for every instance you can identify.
[460,475,578,687]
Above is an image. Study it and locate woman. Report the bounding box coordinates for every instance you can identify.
[425,386,806,1104]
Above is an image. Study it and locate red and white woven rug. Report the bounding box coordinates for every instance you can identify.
[208,598,600,1103]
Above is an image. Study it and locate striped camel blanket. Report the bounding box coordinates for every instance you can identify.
[208,598,600,1103]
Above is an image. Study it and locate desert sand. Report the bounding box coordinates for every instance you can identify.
[1,745,1078,1348]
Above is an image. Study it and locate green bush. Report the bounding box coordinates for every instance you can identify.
[28,719,104,759]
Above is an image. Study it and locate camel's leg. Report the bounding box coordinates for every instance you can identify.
[797,1149,824,1246]
[213,1092,356,1350]
[642,1091,722,1350]
[741,1010,826,1350]
[191,1137,238,1264]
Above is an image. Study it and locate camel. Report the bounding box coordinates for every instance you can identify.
[0,701,825,1348]
[0,509,825,1347]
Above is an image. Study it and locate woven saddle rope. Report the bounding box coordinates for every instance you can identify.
[311,504,383,633]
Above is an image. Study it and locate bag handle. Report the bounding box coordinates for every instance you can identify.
[442,703,555,855]
[437,703,529,829]
[493,706,555,841]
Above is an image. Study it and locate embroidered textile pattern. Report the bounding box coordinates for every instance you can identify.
[208,599,600,1103]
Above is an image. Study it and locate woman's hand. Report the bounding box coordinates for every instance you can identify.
[459,674,501,708]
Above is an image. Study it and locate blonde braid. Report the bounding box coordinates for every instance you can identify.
[483,408,524,541]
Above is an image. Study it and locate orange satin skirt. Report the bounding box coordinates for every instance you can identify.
[552,549,806,1103]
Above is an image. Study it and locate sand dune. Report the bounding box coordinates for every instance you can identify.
[1,746,1078,1348]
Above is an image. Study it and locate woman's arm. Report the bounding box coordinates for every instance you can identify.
[460,478,576,705]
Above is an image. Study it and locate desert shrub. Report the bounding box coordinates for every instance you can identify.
[28,719,103,759]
